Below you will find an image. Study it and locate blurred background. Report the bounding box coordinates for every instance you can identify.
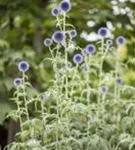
[0,0,135,149]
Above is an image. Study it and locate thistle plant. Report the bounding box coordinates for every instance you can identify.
[5,0,135,150]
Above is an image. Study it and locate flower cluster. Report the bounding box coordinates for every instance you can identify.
[13,61,29,88]
[51,0,71,15]
[44,1,74,46]
[10,1,131,150]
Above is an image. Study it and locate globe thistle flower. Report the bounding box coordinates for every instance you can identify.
[52,31,65,44]
[18,61,30,72]
[98,27,108,37]
[117,78,124,85]
[106,39,113,46]
[82,65,88,72]
[73,53,83,64]
[100,85,108,93]
[60,0,71,12]
[81,48,87,55]
[116,36,125,45]
[44,38,53,47]
[14,78,22,87]
[51,8,59,16]
[85,44,96,54]
[69,29,77,38]
[39,94,46,101]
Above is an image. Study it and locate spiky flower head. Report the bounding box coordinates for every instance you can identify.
[51,8,59,16]
[52,31,65,44]
[44,38,53,47]
[82,65,88,72]
[98,27,108,37]
[18,61,30,72]
[117,78,124,85]
[106,39,113,46]
[69,29,77,38]
[39,94,46,101]
[73,53,83,64]
[14,78,22,87]
[60,0,71,12]
[81,49,87,55]
[85,44,96,54]
[100,85,108,93]
[116,36,125,45]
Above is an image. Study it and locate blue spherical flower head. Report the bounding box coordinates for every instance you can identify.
[60,0,71,12]
[81,49,87,55]
[117,78,124,85]
[44,38,53,47]
[106,39,113,46]
[98,27,108,37]
[18,61,30,72]
[116,36,125,45]
[85,44,96,54]
[52,31,65,44]
[39,94,46,101]
[73,53,83,64]
[100,85,108,93]
[69,29,77,38]
[82,65,88,72]
[51,8,59,16]
[14,78,22,87]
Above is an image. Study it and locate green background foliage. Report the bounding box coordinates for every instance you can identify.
[0,0,135,124]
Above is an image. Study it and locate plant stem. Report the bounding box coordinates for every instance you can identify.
[63,12,68,100]
[97,38,104,117]
[16,91,23,131]
[41,100,47,144]
[114,51,119,101]
[86,55,91,148]
[22,72,30,121]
